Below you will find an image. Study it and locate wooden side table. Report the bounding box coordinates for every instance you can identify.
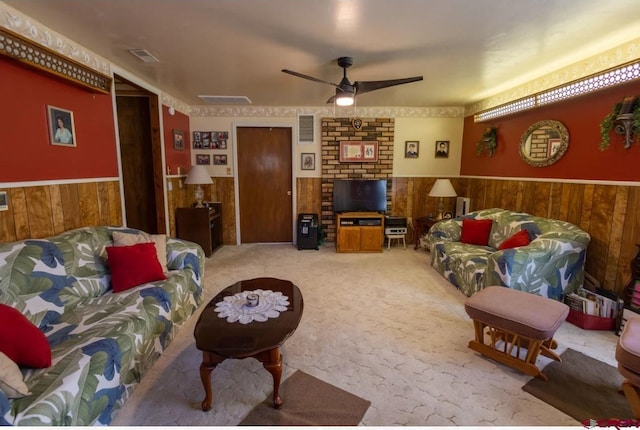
[175,203,223,257]
[413,216,437,250]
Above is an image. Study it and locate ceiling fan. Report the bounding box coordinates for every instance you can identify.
[282,56,423,106]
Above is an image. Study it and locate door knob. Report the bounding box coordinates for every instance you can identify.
[287,191,292,196]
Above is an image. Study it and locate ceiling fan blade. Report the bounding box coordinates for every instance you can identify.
[281,69,340,87]
[354,76,423,96]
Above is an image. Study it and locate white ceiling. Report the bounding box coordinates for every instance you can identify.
[4,0,640,107]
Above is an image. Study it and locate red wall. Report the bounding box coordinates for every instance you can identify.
[0,58,118,182]
[461,79,640,182]
[162,105,191,175]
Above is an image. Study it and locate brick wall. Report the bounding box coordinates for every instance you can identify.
[321,117,395,242]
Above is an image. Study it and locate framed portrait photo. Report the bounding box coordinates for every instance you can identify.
[173,129,185,150]
[196,154,210,165]
[435,140,449,158]
[301,153,315,170]
[47,105,76,147]
[405,141,419,158]
[213,154,227,165]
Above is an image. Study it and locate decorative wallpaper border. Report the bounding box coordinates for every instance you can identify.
[0,2,110,75]
[187,105,465,118]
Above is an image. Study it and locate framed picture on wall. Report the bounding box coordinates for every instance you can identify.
[339,140,378,163]
[435,140,449,158]
[213,154,227,165]
[47,105,76,147]
[173,129,185,150]
[0,192,7,211]
[301,153,315,170]
[196,154,210,165]
[405,141,419,158]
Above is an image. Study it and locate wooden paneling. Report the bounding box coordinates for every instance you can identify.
[0,180,122,244]
[216,177,236,246]
[297,178,322,216]
[166,176,236,245]
[455,178,640,297]
[295,175,639,298]
[5,175,635,299]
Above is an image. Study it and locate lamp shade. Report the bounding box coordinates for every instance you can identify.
[428,179,457,197]
[184,165,213,185]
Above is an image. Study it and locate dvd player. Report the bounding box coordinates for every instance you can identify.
[359,219,382,226]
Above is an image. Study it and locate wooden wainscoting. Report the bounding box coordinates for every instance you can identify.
[390,177,639,297]
[297,178,322,216]
[166,176,236,244]
[0,181,122,243]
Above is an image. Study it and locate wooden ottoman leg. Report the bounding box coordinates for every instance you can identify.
[467,321,547,381]
[539,338,562,362]
[622,380,640,419]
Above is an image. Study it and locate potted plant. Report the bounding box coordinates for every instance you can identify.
[476,126,498,157]
[599,96,640,150]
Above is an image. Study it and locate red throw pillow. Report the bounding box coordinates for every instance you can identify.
[460,219,493,246]
[498,230,531,250]
[106,243,166,293]
[0,304,51,368]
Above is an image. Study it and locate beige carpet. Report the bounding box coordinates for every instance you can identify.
[522,348,633,421]
[112,243,621,426]
[239,370,371,425]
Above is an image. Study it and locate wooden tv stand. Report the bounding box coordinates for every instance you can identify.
[335,212,384,253]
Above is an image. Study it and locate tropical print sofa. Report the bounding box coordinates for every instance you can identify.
[426,208,590,300]
[0,226,204,425]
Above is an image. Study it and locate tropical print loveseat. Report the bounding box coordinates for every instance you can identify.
[0,226,204,425]
[426,208,590,300]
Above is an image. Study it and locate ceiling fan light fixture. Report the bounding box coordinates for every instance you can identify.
[335,91,354,106]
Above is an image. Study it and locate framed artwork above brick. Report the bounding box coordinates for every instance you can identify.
[339,140,378,162]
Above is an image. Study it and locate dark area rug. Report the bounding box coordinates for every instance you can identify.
[239,370,371,426]
[522,348,633,422]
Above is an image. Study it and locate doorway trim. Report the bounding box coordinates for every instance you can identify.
[232,121,297,245]
[109,65,170,233]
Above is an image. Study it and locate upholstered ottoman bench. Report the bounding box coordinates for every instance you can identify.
[616,317,640,418]
[464,286,569,380]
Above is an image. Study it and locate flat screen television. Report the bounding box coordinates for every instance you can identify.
[333,179,387,213]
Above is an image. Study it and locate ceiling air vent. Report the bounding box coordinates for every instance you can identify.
[298,114,315,143]
[128,49,160,63]
[198,95,252,105]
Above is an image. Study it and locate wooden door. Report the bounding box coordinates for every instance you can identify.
[237,127,292,243]
[116,95,158,233]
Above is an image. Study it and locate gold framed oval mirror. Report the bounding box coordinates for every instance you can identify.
[519,120,569,167]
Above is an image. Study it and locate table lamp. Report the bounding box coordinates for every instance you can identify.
[184,165,213,207]
[428,179,457,220]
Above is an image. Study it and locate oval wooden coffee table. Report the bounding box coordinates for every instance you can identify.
[194,277,304,411]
